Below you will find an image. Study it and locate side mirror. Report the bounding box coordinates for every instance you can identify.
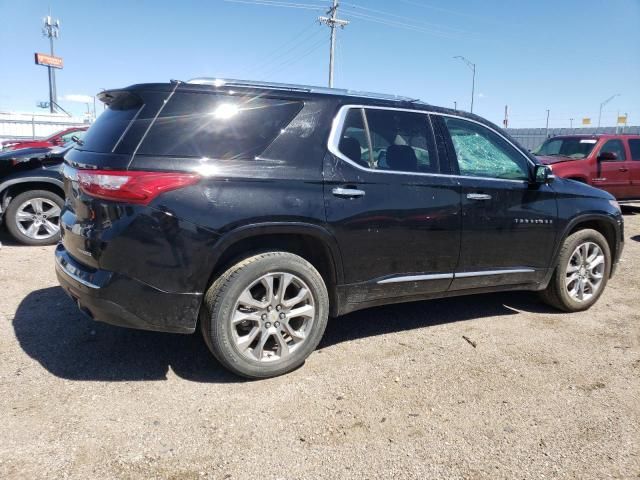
[597,151,617,161]
[71,135,84,146]
[534,164,555,184]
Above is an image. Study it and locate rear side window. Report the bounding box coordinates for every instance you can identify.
[137,93,303,159]
[79,92,143,153]
[627,139,640,160]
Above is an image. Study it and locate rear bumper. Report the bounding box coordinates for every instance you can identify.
[55,244,201,334]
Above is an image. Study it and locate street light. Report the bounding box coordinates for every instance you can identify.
[598,94,620,129]
[454,56,476,113]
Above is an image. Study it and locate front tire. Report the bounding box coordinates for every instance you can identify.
[540,229,611,312]
[5,190,63,246]
[200,252,329,379]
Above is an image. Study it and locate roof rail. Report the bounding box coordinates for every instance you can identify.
[187,78,421,103]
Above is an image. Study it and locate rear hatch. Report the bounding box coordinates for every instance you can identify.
[61,86,171,268]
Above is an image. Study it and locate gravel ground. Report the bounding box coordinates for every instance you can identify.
[1,209,639,479]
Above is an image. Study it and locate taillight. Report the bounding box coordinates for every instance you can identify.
[77,170,200,205]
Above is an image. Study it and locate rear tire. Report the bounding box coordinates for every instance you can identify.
[540,229,611,312]
[5,190,63,246]
[200,252,329,379]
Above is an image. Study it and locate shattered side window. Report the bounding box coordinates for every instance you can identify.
[444,117,529,180]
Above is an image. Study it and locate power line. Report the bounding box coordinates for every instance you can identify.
[252,30,327,79]
[260,36,329,79]
[222,0,325,11]
[341,10,463,39]
[341,1,470,35]
[240,21,324,77]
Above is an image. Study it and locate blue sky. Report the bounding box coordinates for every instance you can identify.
[1,0,639,128]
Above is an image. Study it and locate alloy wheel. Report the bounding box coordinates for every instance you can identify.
[565,241,605,302]
[15,198,61,241]
[231,272,315,362]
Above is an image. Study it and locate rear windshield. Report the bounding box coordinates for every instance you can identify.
[136,92,303,159]
[533,137,597,159]
[79,92,143,153]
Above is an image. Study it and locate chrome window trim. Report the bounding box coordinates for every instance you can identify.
[376,268,536,284]
[327,104,534,184]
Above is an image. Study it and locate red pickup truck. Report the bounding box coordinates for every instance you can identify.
[1,126,88,151]
[534,134,640,202]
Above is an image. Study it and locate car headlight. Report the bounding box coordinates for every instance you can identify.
[609,199,621,211]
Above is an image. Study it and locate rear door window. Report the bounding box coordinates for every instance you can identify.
[336,107,439,174]
[627,139,640,160]
[364,108,437,173]
[137,93,303,159]
[599,139,626,161]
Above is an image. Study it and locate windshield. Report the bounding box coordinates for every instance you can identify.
[533,137,598,159]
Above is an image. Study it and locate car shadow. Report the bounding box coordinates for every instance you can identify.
[13,287,241,383]
[0,229,22,247]
[320,291,558,348]
[621,205,640,215]
[13,286,558,383]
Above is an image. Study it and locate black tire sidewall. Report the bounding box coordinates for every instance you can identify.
[5,190,64,246]
[203,252,329,379]
[551,229,611,312]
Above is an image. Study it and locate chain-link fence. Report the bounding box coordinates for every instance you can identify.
[505,126,640,151]
[0,114,89,141]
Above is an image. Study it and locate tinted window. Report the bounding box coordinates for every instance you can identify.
[61,130,85,143]
[444,117,528,180]
[629,139,640,161]
[600,139,626,161]
[137,93,303,159]
[336,107,438,173]
[79,92,143,153]
[364,109,437,173]
[533,137,597,159]
[338,109,370,167]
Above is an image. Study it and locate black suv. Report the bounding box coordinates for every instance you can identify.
[56,79,624,378]
[1,144,70,245]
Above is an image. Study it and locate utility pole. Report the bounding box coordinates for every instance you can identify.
[503,105,509,128]
[319,1,349,88]
[598,93,620,129]
[42,12,60,113]
[453,56,476,113]
[545,109,550,137]
[453,101,457,110]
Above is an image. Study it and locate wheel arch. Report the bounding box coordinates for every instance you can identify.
[204,223,344,316]
[0,177,64,213]
[553,214,620,277]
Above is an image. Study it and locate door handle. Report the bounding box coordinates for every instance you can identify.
[619,167,629,172]
[332,187,365,198]
[466,193,492,201]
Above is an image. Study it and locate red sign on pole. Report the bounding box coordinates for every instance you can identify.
[34,52,64,69]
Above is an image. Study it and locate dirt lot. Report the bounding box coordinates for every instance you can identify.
[1,210,639,480]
